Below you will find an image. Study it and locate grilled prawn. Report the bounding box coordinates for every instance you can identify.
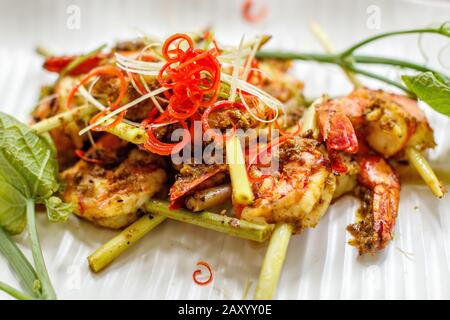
[316,88,439,254]
[241,137,336,232]
[60,134,167,229]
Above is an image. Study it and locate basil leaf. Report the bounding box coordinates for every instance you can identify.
[402,72,450,117]
[0,112,59,199]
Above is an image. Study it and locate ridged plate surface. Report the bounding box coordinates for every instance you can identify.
[0,0,449,299]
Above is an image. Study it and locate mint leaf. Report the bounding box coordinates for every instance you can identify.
[402,72,450,117]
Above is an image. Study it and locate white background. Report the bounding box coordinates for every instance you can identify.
[0,0,449,299]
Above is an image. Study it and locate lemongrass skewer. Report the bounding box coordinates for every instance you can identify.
[254,95,323,299]
[405,147,446,198]
[31,104,97,134]
[89,199,274,272]
[88,214,167,273]
[226,136,254,205]
[145,200,272,242]
[254,223,293,299]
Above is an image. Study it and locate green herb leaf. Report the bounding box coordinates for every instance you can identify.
[45,196,73,223]
[0,112,69,300]
[0,179,27,234]
[402,72,450,117]
[0,112,59,199]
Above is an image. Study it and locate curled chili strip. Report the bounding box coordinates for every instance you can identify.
[157,34,221,125]
[66,65,127,110]
[192,261,213,286]
[143,120,190,156]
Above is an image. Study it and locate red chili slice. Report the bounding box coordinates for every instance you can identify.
[242,0,268,24]
[44,55,102,76]
[75,149,103,164]
[192,261,213,286]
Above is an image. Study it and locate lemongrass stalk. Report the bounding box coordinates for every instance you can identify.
[104,121,146,144]
[31,104,97,134]
[88,214,167,273]
[226,136,254,205]
[145,200,273,242]
[254,223,293,299]
[405,147,446,198]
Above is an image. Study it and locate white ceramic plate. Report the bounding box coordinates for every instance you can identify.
[1,0,450,300]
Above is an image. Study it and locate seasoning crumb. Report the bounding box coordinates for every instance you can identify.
[220,209,227,215]
[230,218,240,228]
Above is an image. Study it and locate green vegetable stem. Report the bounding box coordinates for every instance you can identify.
[0,112,72,300]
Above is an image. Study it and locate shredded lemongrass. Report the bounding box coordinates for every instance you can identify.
[238,90,278,124]
[116,52,164,68]
[235,35,279,124]
[150,120,178,129]
[87,76,101,93]
[78,86,106,111]
[229,36,245,102]
[221,73,283,114]
[116,64,161,76]
[85,118,97,148]
[128,71,145,95]
[248,67,272,80]
[136,72,164,113]
[127,70,163,114]
[115,53,164,76]
[242,36,262,79]
[79,86,169,135]
[218,35,271,64]
[84,76,98,148]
